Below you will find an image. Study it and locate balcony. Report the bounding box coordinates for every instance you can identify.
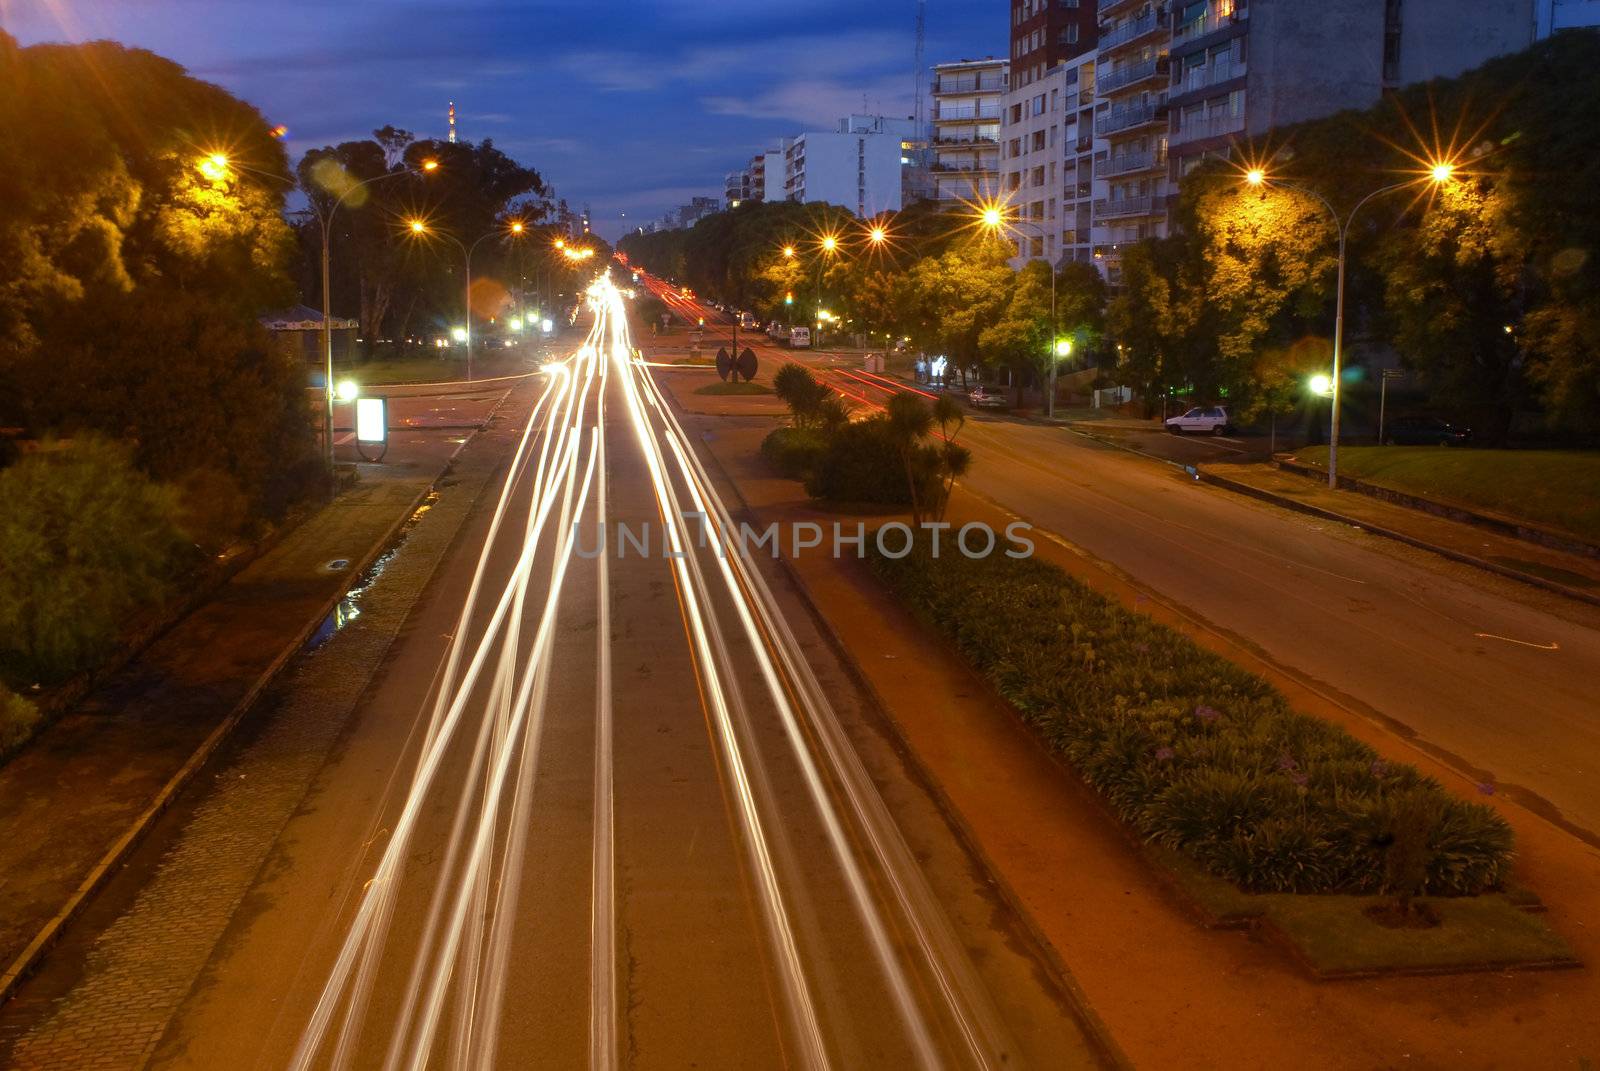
[933,134,998,146]
[1171,111,1246,145]
[933,76,1007,95]
[1175,60,1245,97]
[1096,0,1147,18]
[1173,1,1246,43]
[1094,195,1160,219]
[1096,100,1166,136]
[936,104,1002,122]
[1098,56,1165,96]
[1099,12,1165,52]
[1094,150,1166,178]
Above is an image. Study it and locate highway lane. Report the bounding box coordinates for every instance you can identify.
[50,275,1103,1068]
[756,350,1600,845]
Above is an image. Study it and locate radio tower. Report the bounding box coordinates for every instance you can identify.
[448,100,457,144]
[911,0,929,201]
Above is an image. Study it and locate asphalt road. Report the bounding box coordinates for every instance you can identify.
[1,278,1105,1068]
[735,332,1600,848]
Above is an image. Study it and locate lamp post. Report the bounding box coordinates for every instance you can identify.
[1246,163,1455,487]
[981,206,1059,418]
[816,234,838,345]
[407,219,527,382]
[204,152,437,498]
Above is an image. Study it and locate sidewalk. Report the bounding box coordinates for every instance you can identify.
[0,438,471,1002]
[1201,460,1600,604]
[692,419,1600,1070]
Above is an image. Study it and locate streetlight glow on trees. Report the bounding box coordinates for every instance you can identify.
[1246,158,1459,486]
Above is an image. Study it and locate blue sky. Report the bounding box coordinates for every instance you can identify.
[3,0,1003,239]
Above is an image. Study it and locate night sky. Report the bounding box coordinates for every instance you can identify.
[3,1,1003,239]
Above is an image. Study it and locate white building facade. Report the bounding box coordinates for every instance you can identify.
[999,51,1103,270]
[783,115,914,217]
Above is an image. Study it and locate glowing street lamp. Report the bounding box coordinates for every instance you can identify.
[1055,338,1073,359]
[868,225,888,245]
[407,217,528,381]
[1248,160,1458,486]
[1309,373,1334,397]
[336,378,360,402]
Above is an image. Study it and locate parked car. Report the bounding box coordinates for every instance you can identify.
[787,326,811,348]
[968,386,1009,410]
[1164,405,1233,435]
[1384,416,1471,446]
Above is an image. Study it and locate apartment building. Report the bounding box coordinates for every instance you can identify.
[1080,0,1565,282]
[1011,0,1099,88]
[1092,0,1174,269]
[723,149,786,209]
[783,115,914,217]
[999,50,1102,269]
[929,58,1009,203]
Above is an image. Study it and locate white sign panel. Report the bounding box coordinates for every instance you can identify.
[355,397,387,444]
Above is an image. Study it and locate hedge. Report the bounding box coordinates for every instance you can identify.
[870,538,1514,895]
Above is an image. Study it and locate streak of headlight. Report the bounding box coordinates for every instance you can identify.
[610,286,1010,1068]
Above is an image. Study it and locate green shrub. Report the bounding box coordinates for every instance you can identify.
[805,417,940,506]
[0,685,40,757]
[760,426,828,480]
[0,439,191,685]
[871,537,1514,895]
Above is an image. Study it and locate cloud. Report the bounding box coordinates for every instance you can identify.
[701,74,913,126]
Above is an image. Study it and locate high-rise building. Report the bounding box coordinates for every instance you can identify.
[929,58,1009,203]
[783,115,914,217]
[1010,0,1100,89]
[1091,0,1173,274]
[999,50,1103,268]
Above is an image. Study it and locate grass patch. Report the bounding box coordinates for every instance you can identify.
[673,357,716,366]
[1294,446,1600,544]
[869,535,1514,896]
[1262,893,1575,977]
[695,381,772,396]
[334,351,531,385]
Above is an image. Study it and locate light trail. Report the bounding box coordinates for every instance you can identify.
[290,271,1011,1070]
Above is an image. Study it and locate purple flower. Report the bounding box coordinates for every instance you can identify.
[1194,705,1221,723]
[1276,752,1299,772]
[1370,759,1390,778]
[1290,771,1309,787]
[1154,746,1175,761]
[1477,782,1496,796]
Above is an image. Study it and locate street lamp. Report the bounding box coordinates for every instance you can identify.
[407,218,528,382]
[204,151,437,498]
[980,200,1061,418]
[1249,161,1457,487]
[815,234,840,342]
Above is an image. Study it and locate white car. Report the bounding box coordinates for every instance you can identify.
[1165,405,1233,435]
[787,326,811,348]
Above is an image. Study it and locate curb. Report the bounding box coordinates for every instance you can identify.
[1272,457,1600,560]
[1197,469,1600,609]
[682,421,1132,1071]
[0,419,499,1007]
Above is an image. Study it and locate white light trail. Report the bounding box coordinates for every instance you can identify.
[291,272,1009,1070]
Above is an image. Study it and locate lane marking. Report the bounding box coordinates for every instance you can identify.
[1474,632,1560,651]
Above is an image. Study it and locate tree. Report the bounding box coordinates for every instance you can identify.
[885,392,937,526]
[0,33,316,514]
[909,236,1016,385]
[1378,179,1529,442]
[1106,242,1180,412]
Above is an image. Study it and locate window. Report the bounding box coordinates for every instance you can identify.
[1066,24,1079,44]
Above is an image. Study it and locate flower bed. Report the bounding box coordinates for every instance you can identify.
[870,538,1514,895]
